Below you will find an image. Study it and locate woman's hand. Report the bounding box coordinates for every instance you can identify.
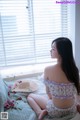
[77,104,80,113]
[46,86,52,99]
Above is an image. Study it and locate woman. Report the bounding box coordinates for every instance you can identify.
[27,37,80,120]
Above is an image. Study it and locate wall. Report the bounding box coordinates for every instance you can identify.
[75,1,80,71]
[68,2,80,71]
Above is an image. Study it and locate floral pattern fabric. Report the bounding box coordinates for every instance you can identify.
[44,79,77,99]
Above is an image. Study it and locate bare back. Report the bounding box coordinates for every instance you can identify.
[44,64,76,109]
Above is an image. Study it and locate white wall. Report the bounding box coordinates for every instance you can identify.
[68,4,75,56]
[75,2,80,71]
[69,2,80,71]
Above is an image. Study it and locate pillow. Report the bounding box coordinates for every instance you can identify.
[0,76,8,112]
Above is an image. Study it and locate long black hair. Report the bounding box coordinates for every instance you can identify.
[52,37,80,94]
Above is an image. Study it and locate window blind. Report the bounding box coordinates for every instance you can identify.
[0,0,70,67]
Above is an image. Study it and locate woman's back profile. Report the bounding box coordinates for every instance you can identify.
[44,64,77,109]
[27,37,80,120]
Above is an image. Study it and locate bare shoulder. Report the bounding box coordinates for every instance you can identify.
[44,64,58,79]
[44,64,55,73]
[45,64,59,71]
[44,63,68,83]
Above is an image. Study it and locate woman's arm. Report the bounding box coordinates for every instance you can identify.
[43,67,52,99]
[76,95,80,113]
[45,85,52,99]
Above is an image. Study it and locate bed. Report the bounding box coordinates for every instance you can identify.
[0,76,80,120]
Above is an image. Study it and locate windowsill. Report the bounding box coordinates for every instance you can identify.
[0,62,55,81]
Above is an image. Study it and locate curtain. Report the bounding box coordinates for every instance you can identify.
[0,0,70,67]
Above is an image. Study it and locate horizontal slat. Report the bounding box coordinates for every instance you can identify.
[0,0,70,67]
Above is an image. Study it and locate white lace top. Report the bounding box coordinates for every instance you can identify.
[44,79,77,99]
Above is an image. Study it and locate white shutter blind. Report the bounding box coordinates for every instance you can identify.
[0,0,70,67]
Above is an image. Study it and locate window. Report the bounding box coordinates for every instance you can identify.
[0,0,70,67]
